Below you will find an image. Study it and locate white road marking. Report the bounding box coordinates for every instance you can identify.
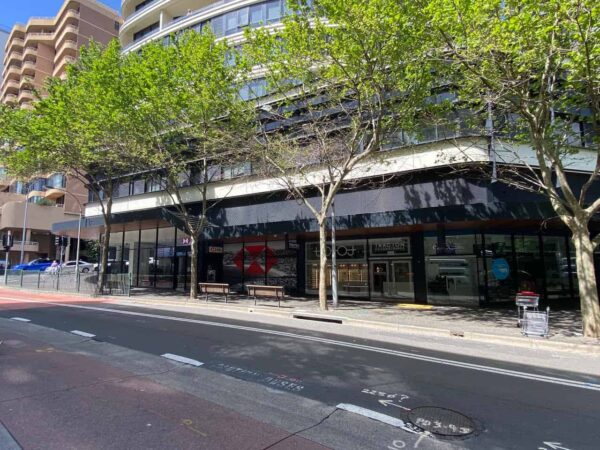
[10,317,31,322]
[336,403,417,432]
[162,353,204,367]
[2,295,600,392]
[70,330,96,338]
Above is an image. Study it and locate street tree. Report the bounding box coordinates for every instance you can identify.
[427,0,600,337]
[129,30,255,300]
[2,41,150,291]
[247,0,437,310]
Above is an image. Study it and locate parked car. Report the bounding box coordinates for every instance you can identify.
[58,260,94,273]
[13,258,53,271]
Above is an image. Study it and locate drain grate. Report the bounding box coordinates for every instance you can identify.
[408,406,475,437]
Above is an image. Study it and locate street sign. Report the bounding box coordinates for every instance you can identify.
[2,232,14,250]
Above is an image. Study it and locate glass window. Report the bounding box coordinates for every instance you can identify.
[426,255,480,305]
[482,234,516,303]
[266,0,282,23]
[138,228,157,287]
[210,15,224,37]
[115,181,130,198]
[156,227,176,288]
[238,7,249,28]
[424,234,476,256]
[132,178,145,195]
[123,229,139,285]
[225,11,238,35]
[543,236,570,300]
[514,235,543,294]
[223,243,244,292]
[249,3,266,27]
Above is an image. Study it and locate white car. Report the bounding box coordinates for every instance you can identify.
[58,260,94,273]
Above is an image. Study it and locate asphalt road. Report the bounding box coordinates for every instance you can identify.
[1,297,599,450]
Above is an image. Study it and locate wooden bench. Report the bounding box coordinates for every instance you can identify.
[246,284,284,307]
[199,282,230,302]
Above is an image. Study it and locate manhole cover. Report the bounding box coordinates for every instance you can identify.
[408,407,475,437]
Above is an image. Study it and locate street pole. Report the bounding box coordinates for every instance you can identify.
[331,200,338,308]
[75,211,82,274]
[4,230,13,284]
[19,195,29,265]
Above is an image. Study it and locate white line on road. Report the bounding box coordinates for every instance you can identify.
[10,317,31,322]
[70,330,96,338]
[336,403,417,432]
[162,353,204,367]
[2,295,600,392]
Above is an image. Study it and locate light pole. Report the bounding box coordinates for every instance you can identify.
[19,190,30,265]
[331,199,338,308]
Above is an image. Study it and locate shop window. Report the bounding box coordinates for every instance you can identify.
[514,235,543,294]
[482,234,516,303]
[424,234,477,256]
[543,236,571,300]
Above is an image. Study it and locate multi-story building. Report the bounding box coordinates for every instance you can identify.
[1,0,121,107]
[0,1,121,267]
[53,0,600,306]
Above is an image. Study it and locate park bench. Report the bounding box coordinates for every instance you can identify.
[199,282,230,302]
[246,284,285,307]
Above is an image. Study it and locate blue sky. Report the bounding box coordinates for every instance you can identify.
[1,0,121,31]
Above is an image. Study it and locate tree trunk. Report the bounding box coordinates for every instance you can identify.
[318,219,329,311]
[189,234,199,300]
[98,219,111,294]
[571,225,600,338]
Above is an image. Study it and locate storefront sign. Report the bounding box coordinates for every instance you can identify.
[307,242,366,261]
[434,242,457,255]
[370,238,410,256]
[181,237,191,246]
[208,246,223,254]
[491,258,510,280]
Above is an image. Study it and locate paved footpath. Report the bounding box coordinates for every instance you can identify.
[0,327,326,450]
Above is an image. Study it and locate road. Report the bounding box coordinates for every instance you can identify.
[0,293,598,450]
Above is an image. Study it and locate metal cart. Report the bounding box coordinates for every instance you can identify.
[515,292,539,327]
[521,307,550,338]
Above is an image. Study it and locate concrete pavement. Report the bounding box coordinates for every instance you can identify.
[1,292,600,449]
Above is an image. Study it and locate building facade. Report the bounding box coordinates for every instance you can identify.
[0,1,121,266]
[52,0,600,306]
[0,28,9,78]
[0,0,121,108]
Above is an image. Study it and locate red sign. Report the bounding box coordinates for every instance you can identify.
[233,245,278,276]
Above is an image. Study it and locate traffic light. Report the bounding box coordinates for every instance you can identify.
[62,236,70,247]
[54,235,61,246]
[2,232,14,250]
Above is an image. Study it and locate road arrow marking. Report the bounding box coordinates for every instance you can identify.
[336,403,419,433]
[70,330,95,338]
[542,443,571,450]
[162,353,204,367]
[10,317,31,322]
[379,399,411,411]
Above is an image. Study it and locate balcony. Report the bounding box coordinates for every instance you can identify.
[56,25,78,48]
[6,38,25,55]
[22,60,36,76]
[55,39,77,62]
[53,56,76,77]
[3,64,21,81]
[25,32,55,45]
[5,52,23,67]
[19,76,34,90]
[23,46,37,61]
[3,93,18,105]
[18,89,35,103]
[3,79,20,93]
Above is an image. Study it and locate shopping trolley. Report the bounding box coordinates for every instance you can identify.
[515,291,539,327]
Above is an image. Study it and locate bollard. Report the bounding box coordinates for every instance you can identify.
[20,270,24,287]
[56,271,60,291]
[37,270,41,289]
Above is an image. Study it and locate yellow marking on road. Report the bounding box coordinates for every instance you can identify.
[35,347,55,353]
[181,419,208,437]
[395,303,433,310]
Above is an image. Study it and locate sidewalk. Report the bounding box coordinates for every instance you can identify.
[2,285,600,354]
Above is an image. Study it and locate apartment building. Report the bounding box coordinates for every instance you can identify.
[52,0,600,306]
[1,0,121,108]
[0,1,121,267]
